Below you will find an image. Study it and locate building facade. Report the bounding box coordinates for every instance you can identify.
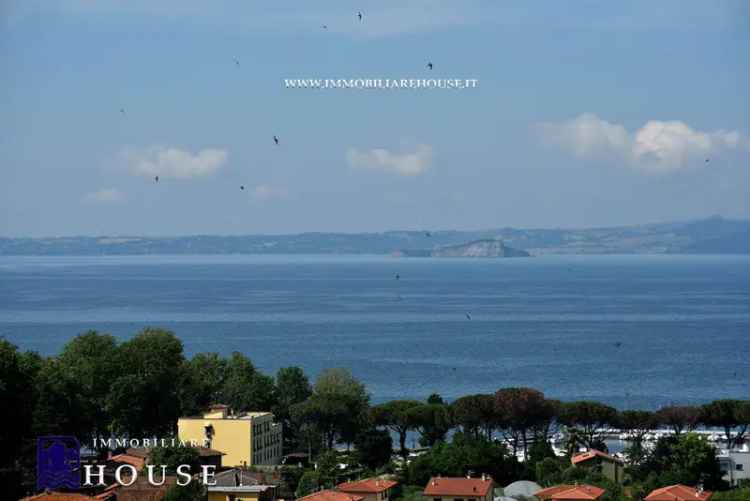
[178,405,283,468]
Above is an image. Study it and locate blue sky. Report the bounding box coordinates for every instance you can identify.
[1,1,749,236]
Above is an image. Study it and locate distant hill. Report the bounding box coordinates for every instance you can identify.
[1,216,749,256]
[397,239,530,258]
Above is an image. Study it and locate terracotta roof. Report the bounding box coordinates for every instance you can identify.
[423,477,494,497]
[536,484,606,500]
[126,445,224,458]
[298,490,365,501]
[571,449,623,466]
[645,485,712,501]
[20,493,100,501]
[338,478,398,493]
[110,453,146,470]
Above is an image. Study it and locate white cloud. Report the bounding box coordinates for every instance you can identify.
[538,113,745,171]
[252,184,288,202]
[122,146,228,179]
[346,144,433,176]
[82,188,124,204]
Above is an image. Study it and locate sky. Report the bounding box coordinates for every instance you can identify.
[1,0,749,237]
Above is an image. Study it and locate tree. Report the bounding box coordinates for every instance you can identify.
[57,331,119,442]
[180,352,227,416]
[410,403,452,447]
[495,387,557,459]
[32,358,91,439]
[221,352,277,412]
[163,481,206,501]
[149,444,202,474]
[106,328,185,436]
[404,433,520,487]
[371,400,421,460]
[293,369,369,450]
[295,470,321,498]
[274,367,312,452]
[636,433,725,490]
[354,428,393,470]
[654,405,701,437]
[0,340,39,499]
[617,410,656,465]
[559,401,617,449]
[451,394,496,440]
[702,400,749,450]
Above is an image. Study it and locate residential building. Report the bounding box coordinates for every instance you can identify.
[423,475,494,501]
[535,484,606,501]
[644,485,712,501]
[123,445,225,470]
[571,449,625,483]
[208,468,278,501]
[178,404,283,467]
[297,490,364,501]
[719,449,750,487]
[337,478,398,501]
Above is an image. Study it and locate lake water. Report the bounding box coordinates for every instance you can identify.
[1,254,748,408]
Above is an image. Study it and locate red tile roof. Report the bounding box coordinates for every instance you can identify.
[645,485,712,501]
[338,478,398,493]
[536,484,606,501]
[110,453,146,470]
[298,490,365,501]
[571,449,623,466]
[21,493,101,501]
[423,477,494,497]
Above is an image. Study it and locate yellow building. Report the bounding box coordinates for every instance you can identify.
[178,404,283,468]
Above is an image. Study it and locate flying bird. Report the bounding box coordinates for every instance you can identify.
[427,62,433,70]
[120,108,125,114]
[425,231,432,237]
[240,185,245,190]
[395,273,400,280]
[614,341,622,348]
[233,58,240,67]
[705,158,710,163]
[154,175,159,183]
[322,24,328,30]
[273,135,280,145]
[357,12,363,21]
[465,312,472,320]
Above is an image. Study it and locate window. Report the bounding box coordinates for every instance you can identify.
[738,463,745,471]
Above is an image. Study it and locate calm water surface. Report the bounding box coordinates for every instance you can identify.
[1,254,748,407]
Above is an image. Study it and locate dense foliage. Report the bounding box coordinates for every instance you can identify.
[2,329,749,499]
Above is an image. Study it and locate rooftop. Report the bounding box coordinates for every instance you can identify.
[298,490,365,501]
[338,478,398,493]
[423,476,494,497]
[536,484,606,500]
[571,449,624,466]
[645,485,713,501]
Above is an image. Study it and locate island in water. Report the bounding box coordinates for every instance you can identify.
[394,239,530,258]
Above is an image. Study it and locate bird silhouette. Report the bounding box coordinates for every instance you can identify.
[614,341,622,348]
[233,58,240,67]
[273,135,280,145]
[154,175,159,183]
[425,231,432,237]
[705,158,710,163]
[395,273,400,280]
[240,185,245,190]
[465,312,472,320]
[322,24,328,30]
[427,62,433,70]
[357,12,363,21]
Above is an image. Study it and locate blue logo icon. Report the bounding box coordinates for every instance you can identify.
[37,436,81,491]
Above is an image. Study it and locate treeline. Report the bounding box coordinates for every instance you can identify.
[2,328,749,498]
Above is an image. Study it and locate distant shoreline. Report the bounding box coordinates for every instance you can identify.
[1,216,749,256]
